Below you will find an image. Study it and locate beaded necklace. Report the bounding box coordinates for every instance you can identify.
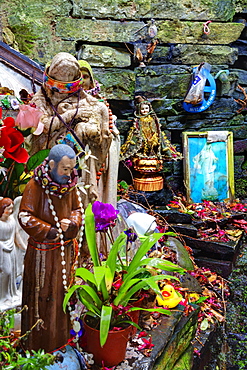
[45,185,85,347]
[44,187,84,291]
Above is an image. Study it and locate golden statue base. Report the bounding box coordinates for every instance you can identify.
[133,175,164,191]
[132,157,164,191]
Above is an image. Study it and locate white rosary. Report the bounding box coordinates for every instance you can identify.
[45,187,85,291]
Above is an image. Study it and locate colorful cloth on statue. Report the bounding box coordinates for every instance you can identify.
[43,69,83,94]
[34,159,78,197]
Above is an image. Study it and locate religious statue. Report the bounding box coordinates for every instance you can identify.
[13,196,28,289]
[26,52,112,206]
[120,96,182,191]
[0,198,22,310]
[18,144,83,352]
[193,143,219,201]
[78,59,120,207]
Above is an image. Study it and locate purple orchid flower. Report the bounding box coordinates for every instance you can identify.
[124,228,138,243]
[92,201,119,232]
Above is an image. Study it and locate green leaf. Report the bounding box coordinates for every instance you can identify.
[12,163,24,182]
[165,237,194,271]
[200,318,209,331]
[94,266,109,301]
[126,233,164,276]
[63,285,80,312]
[77,291,100,315]
[78,285,102,309]
[104,265,114,292]
[26,149,50,171]
[120,268,149,285]
[100,305,112,347]
[196,296,208,304]
[127,307,171,316]
[85,204,100,267]
[106,232,127,275]
[164,231,178,236]
[144,258,185,274]
[94,266,106,290]
[115,275,170,306]
[75,267,96,285]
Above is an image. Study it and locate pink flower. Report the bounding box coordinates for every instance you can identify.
[16,104,44,135]
[137,331,147,338]
[138,337,154,350]
[112,277,123,290]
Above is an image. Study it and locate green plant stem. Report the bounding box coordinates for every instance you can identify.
[3,160,15,196]
[100,231,108,259]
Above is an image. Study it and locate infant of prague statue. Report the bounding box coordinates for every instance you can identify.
[120,96,182,191]
[27,52,112,206]
[18,144,83,352]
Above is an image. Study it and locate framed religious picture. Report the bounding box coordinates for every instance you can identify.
[182,131,234,203]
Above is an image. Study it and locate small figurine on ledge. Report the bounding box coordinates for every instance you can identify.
[0,198,22,310]
[120,96,182,191]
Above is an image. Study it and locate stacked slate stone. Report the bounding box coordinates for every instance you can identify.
[2,0,247,197]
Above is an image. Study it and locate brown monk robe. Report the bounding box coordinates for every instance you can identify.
[18,144,82,352]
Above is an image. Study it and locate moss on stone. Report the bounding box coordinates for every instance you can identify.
[235,178,247,199]
[157,20,245,44]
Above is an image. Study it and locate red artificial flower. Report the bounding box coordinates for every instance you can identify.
[0,116,29,163]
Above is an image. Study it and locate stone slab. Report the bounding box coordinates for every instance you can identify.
[56,18,146,43]
[234,139,247,153]
[168,224,198,238]
[183,235,242,261]
[157,21,244,45]
[154,209,193,224]
[194,256,233,278]
[78,45,131,67]
[93,68,135,100]
[152,306,199,370]
[135,64,191,100]
[192,322,219,370]
[56,19,244,46]
[70,0,236,21]
[170,44,238,66]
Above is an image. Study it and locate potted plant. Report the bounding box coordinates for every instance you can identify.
[63,202,185,366]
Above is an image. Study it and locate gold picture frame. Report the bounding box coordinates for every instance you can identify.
[182,131,234,203]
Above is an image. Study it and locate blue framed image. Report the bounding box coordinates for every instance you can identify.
[182,131,234,203]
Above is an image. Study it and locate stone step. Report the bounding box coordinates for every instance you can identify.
[183,235,242,262]
[155,209,193,224]
[168,223,198,238]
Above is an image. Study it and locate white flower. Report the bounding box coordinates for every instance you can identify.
[0,166,7,178]
[77,156,90,173]
[77,181,91,195]
[10,98,20,110]
[84,144,98,161]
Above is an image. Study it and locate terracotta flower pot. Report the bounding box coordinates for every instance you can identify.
[128,296,144,337]
[83,316,132,367]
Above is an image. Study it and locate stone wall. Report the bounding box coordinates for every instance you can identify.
[1,0,247,197]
